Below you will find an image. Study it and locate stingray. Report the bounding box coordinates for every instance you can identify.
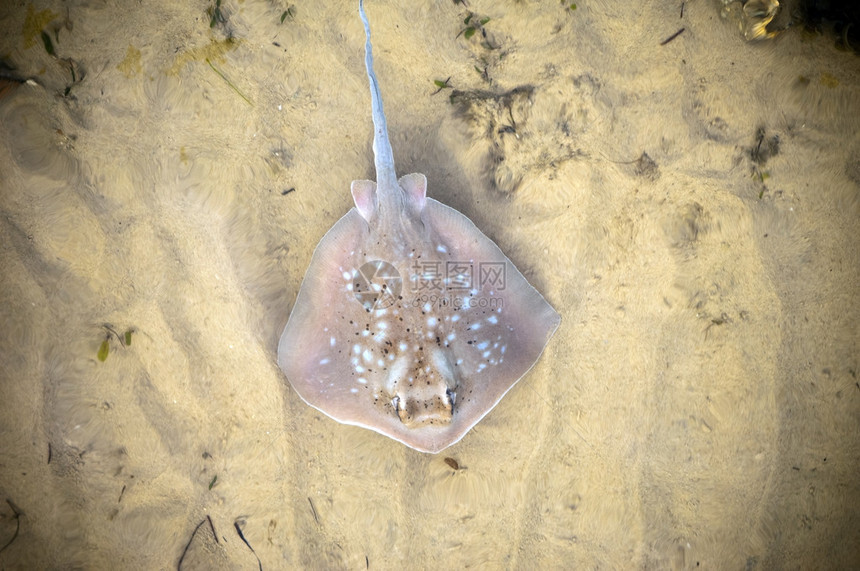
[277,0,560,453]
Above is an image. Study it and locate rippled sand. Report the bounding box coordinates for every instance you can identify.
[0,1,858,568]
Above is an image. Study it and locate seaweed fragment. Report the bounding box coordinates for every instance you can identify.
[206,58,253,106]
[97,325,136,362]
[207,515,219,544]
[177,518,207,570]
[40,30,55,56]
[660,27,685,45]
[209,0,227,28]
[98,339,110,362]
[234,518,263,571]
[432,76,452,95]
[307,497,319,525]
[457,12,497,49]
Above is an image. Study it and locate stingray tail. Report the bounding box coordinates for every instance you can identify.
[359,0,398,192]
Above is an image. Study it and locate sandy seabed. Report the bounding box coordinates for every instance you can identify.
[0,0,858,568]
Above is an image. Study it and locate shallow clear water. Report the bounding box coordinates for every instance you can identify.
[0,0,858,568]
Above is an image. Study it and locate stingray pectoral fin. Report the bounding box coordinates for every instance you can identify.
[278,208,367,405]
[420,197,561,441]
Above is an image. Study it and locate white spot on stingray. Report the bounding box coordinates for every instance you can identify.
[387,353,395,361]
[350,388,359,394]
[319,358,330,365]
[427,316,438,328]
[487,315,498,324]
[358,377,367,384]
[477,363,487,372]
[398,342,408,351]
[482,351,491,359]
[476,341,489,350]
[471,323,482,331]
[456,358,463,366]
[501,345,507,354]
[352,344,361,354]
[362,349,373,363]
[362,330,370,337]
[355,365,365,373]
[342,271,351,281]
[422,302,432,313]
[470,289,479,296]
[330,336,336,347]
[432,348,455,379]
[346,284,353,291]
[451,314,460,322]
[436,244,448,253]
[377,359,384,367]
[378,322,388,330]
[446,333,456,341]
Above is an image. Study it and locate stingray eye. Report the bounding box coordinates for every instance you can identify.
[391,396,400,411]
[446,389,456,408]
